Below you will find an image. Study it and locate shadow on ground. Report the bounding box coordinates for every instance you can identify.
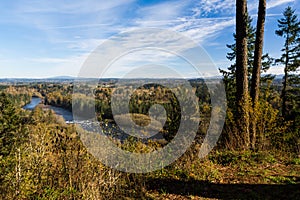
[146,178,300,199]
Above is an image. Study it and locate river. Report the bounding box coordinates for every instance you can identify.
[23,97,42,110]
[23,97,165,141]
[23,97,73,122]
[23,97,129,139]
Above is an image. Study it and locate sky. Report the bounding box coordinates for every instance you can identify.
[0,0,299,78]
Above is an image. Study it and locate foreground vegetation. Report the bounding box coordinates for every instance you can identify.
[0,76,299,199]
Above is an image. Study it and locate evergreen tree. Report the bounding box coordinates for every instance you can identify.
[0,92,24,197]
[220,10,273,149]
[220,14,273,109]
[235,0,250,149]
[0,93,21,157]
[250,0,266,149]
[275,6,300,119]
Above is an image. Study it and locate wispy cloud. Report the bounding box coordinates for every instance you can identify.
[267,0,295,9]
[15,0,136,14]
[0,0,296,78]
[193,0,235,17]
[26,53,90,77]
[1,0,136,40]
[172,17,235,43]
[136,0,190,21]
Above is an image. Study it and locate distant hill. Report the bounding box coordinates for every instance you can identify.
[47,76,76,80]
[274,74,284,79]
[0,74,286,84]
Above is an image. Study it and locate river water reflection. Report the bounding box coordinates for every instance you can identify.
[24,97,164,141]
[23,97,73,122]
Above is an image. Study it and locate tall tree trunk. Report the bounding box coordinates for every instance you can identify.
[250,0,266,149]
[282,52,289,118]
[236,0,250,149]
[282,29,290,118]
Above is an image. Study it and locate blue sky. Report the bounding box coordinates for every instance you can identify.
[0,0,299,78]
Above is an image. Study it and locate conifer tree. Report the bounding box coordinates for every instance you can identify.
[275,6,300,119]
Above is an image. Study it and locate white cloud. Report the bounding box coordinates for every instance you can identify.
[172,18,235,43]
[2,0,136,41]
[131,0,237,45]
[267,0,295,9]
[16,0,136,14]
[27,53,89,77]
[2,0,236,78]
[248,0,295,12]
[45,23,112,30]
[263,65,284,75]
[1,0,294,78]
[194,0,235,16]
[67,39,105,51]
[136,1,190,21]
